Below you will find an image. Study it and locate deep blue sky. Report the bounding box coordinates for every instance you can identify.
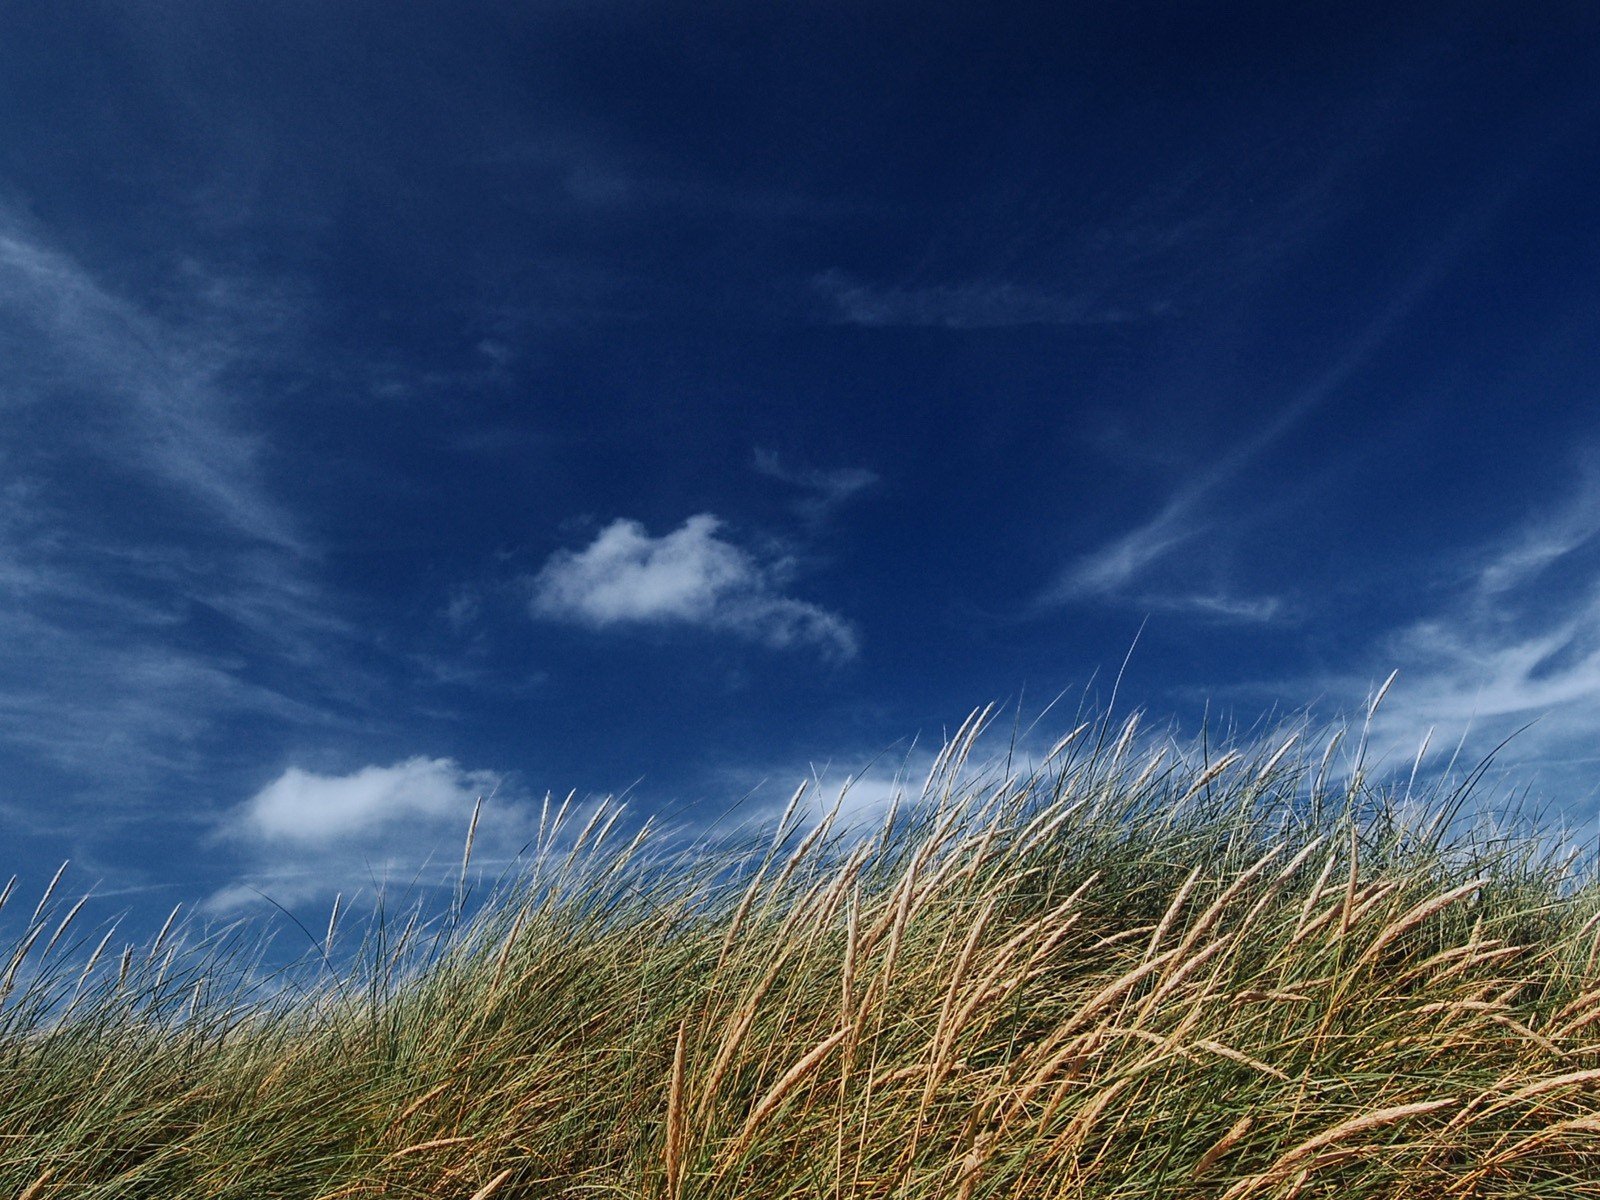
[3,1,1599,924]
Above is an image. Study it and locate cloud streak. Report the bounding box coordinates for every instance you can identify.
[0,210,377,825]
[529,514,857,659]
[752,449,879,524]
[1044,164,1534,611]
[813,270,1149,330]
[1290,462,1600,807]
[0,219,296,550]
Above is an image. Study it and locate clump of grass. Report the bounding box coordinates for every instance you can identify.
[3,704,1600,1198]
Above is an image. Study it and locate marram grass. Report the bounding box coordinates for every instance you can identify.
[5,706,1600,1198]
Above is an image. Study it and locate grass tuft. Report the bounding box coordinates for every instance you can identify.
[4,705,1600,1197]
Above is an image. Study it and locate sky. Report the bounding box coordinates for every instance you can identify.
[2,1,1599,933]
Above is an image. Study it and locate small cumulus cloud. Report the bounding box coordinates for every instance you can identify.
[235,756,500,844]
[214,756,545,910]
[528,514,857,659]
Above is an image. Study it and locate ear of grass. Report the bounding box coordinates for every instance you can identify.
[1220,1099,1460,1200]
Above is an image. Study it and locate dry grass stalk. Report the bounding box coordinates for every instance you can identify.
[1466,1112,1600,1182]
[1354,878,1487,972]
[1192,1115,1255,1179]
[1231,837,1328,945]
[1485,1012,1565,1057]
[1292,845,1341,942]
[1552,983,1600,1021]
[383,1136,472,1161]
[1449,1066,1600,1133]
[1146,864,1203,960]
[1044,1073,1137,1160]
[1134,934,1235,1021]
[920,894,1001,1109]
[710,785,804,970]
[664,1019,689,1200]
[1220,1099,1460,1200]
[388,1081,457,1139]
[839,885,860,1028]
[466,1167,515,1200]
[1176,750,1242,806]
[1049,948,1179,1051]
[1337,821,1361,940]
[1194,1038,1291,1081]
[1169,844,1286,963]
[1429,942,1525,986]
[693,945,798,1127]
[943,893,1091,1042]
[1232,989,1312,1004]
[1254,732,1301,786]
[721,1024,853,1165]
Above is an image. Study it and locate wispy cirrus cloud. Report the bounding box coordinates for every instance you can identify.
[1475,466,1600,599]
[0,210,371,818]
[1043,163,1528,615]
[752,448,879,524]
[1287,461,1600,806]
[0,220,297,550]
[1145,592,1286,624]
[529,514,857,659]
[813,269,1149,330]
[1043,313,1411,609]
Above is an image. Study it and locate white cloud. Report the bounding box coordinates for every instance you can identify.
[237,757,501,843]
[1293,467,1600,812]
[0,209,388,810]
[1364,609,1600,771]
[533,515,747,625]
[445,585,483,632]
[0,216,297,550]
[1048,505,1202,604]
[752,449,879,523]
[1146,592,1285,623]
[1044,194,1496,610]
[529,514,857,658]
[1474,461,1600,598]
[685,742,941,854]
[213,756,554,911]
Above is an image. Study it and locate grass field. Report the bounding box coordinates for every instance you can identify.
[4,704,1600,1198]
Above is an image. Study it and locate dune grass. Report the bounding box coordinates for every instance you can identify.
[4,704,1600,1197]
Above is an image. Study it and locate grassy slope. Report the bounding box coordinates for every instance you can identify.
[4,707,1600,1198]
